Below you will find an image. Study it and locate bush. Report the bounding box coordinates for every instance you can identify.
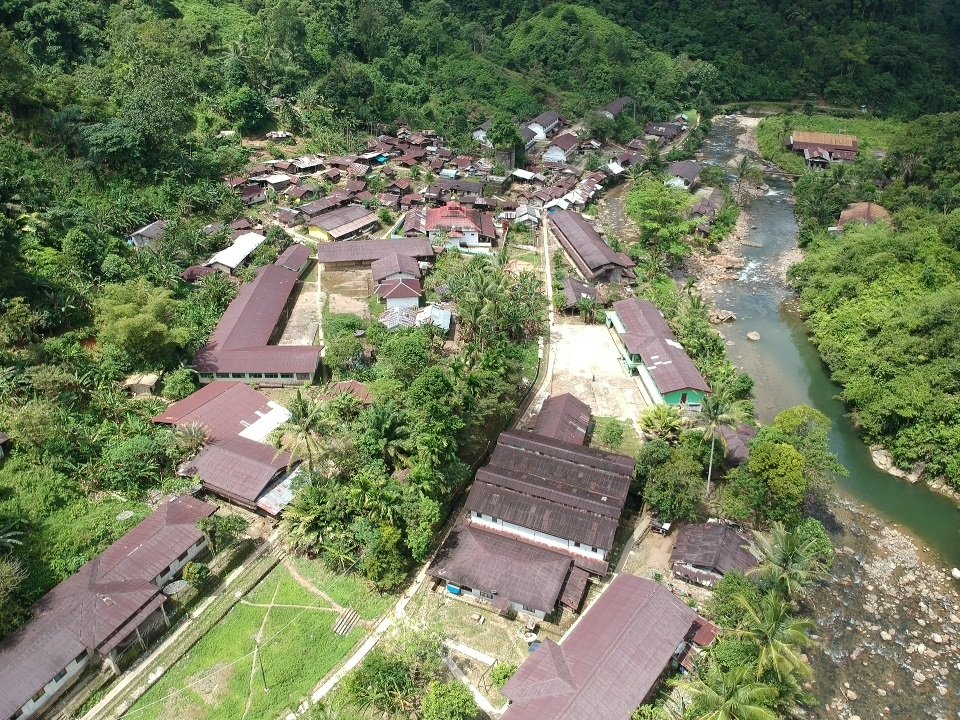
[182,561,210,586]
[706,570,761,627]
[491,662,517,690]
[422,681,479,720]
[162,368,197,400]
[597,419,626,450]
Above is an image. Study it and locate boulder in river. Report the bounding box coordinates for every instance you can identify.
[710,309,737,324]
[747,331,760,341]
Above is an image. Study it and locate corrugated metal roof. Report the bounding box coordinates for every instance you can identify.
[316,237,435,264]
[612,299,710,395]
[205,231,267,271]
[276,243,312,274]
[532,394,592,446]
[669,523,758,575]
[179,436,291,508]
[152,382,281,441]
[466,430,634,551]
[561,278,596,309]
[502,575,698,720]
[790,131,858,151]
[428,525,572,614]
[0,497,215,719]
[371,253,422,282]
[549,210,634,280]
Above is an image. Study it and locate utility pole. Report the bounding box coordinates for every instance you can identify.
[256,637,269,692]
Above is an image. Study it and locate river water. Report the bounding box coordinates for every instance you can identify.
[696,116,960,719]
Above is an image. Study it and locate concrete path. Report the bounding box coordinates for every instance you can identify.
[443,640,497,666]
[444,655,504,717]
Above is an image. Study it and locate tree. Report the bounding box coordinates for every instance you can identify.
[491,663,517,690]
[361,524,409,591]
[674,664,778,720]
[181,561,210,586]
[640,405,685,444]
[174,421,209,457]
[734,156,764,200]
[163,368,197,400]
[276,390,329,474]
[345,649,417,715]
[422,681,479,720]
[721,441,807,526]
[625,180,698,266]
[643,446,704,522]
[93,280,187,367]
[750,522,830,601]
[198,515,247,554]
[596,420,626,450]
[700,394,749,498]
[735,593,814,680]
[707,571,763,628]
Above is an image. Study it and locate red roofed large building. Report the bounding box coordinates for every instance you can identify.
[548,210,635,283]
[501,574,710,720]
[0,496,216,720]
[193,252,321,386]
[425,201,496,253]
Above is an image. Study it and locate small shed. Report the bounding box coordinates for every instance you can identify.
[122,372,162,397]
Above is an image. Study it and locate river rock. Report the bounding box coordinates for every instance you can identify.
[931,633,944,644]
[952,568,960,580]
[710,309,736,323]
[747,331,760,341]
[913,671,926,683]
[846,690,858,701]
[880,630,893,641]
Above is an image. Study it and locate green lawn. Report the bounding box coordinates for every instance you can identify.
[285,556,394,621]
[757,114,904,174]
[125,562,377,720]
[590,416,642,458]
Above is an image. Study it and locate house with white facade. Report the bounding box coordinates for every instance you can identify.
[543,133,579,163]
[425,201,496,253]
[375,279,423,310]
[473,120,492,146]
[129,220,166,248]
[205,231,268,274]
[527,110,561,140]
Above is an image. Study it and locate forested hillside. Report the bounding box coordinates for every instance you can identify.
[776,113,960,490]
[449,0,960,116]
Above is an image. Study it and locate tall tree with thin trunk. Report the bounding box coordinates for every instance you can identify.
[700,393,749,497]
[735,593,814,680]
[672,663,778,720]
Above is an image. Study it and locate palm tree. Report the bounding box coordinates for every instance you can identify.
[674,664,778,720]
[734,156,764,200]
[363,403,411,470]
[276,390,329,474]
[174,422,209,457]
[750,522,830,600]
[280,484,327,553]
[575,296,599,323]
[700,393,749,497]
[639,404,685,444]
[735,593,814,680]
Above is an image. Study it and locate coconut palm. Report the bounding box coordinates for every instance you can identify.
[639,404,685,444]
[276,390,329,474]
[674,664,778,720]
[735,593,814,680]
[700,393,750,497]
[734,156,765,200]
[174,422,209,457]
[750,522,830,600]
[363,403,411,471]
[280,484,327,552]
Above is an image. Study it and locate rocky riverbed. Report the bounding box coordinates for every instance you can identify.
[807,497,960,720]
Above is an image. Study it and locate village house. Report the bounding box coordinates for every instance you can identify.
[284,184,319,202]
[375,279,423,311]
[425,201,496,253]
[527,110,562,140]
[307,204,379,242]
[194,247,321,386]
[324,380,374,406]
[472,120,492,146]
[548,209,635,283]
[665,160,703,191]
[154,381,298,515]
[670,522,758,587]
[239,184,267,206]
[644,121,685,143]
[543,133,580,164]
[560,276,598,313]
[599,96,632,120]
[0,496,216,720]
[315,237,435,270]
[606,298,711,408]
[531,393,592,446]
[788,131,859,167]
[129,220,166,248]
[371,253,422,284]
[500,574,712,720]
[690,187,725,234]
[464,428,634,572]
[836,201,891,229]
[204,231,267,274]
[497,204,540,228]
[520,125,538,151]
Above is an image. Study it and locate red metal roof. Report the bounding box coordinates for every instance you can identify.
[0,496,215,719]
[466,430,634,552]
[612,299,711,395]
[152,381,277,441]
[371,253,422,282]
[375,279,423,299]
[532,394,592,446]
[425,202,481,233]
[180,436,292,508]
[549,210,634,280]
[502,575,699,720]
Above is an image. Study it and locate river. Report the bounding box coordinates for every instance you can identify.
[694,116,960,719]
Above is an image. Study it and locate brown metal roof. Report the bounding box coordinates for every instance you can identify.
[0,496,215,719]
[603,96,632,116]
[667,160,702,184]
[549,210,634,281]
[324,380,373,406]
[549,134,579,152]
[180,436,291,508]
[375,279,423,299]
[193,260,322,375]
[612,299,710,395]
[502,574,698,720]
[276,243,312,274]
[790,131,858,152]
[532,394,592,446]
[152,381,277,441]
[837,201,891,228]
[316,237,435,265]
[558,566,590,611]
[466,430,634,551]
[561,277,597,309]
[309,204,379,239]
[670,523,758,575]
[428,524,572,615]
[371,253,422,282]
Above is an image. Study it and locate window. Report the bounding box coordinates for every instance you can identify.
[478,590,494,600]
[231,373,245,379]
[280,373,294,379]
[521,605,537,613]
[680,392,688,404]
[12,709,23,719]
[573,541,581,548]
[75,651,87,664]
[248,373,263,379]
[177,550,188,562]
[32,689,46,702]
[216,373,229,378]
[264,373,279,379]
[53,669,66,682]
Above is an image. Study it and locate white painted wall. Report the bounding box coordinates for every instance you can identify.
[470,512,607,561]
[154,537,208,588]
[543,146,569,163]
[16,652,89,720]
[385,296,421,311]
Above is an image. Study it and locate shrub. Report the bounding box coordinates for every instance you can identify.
[491,663,517,690]
[182,561,210,586]
[422,681,479,720]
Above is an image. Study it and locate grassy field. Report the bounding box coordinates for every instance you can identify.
[757,114,904,174]
[124,561,385,720]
